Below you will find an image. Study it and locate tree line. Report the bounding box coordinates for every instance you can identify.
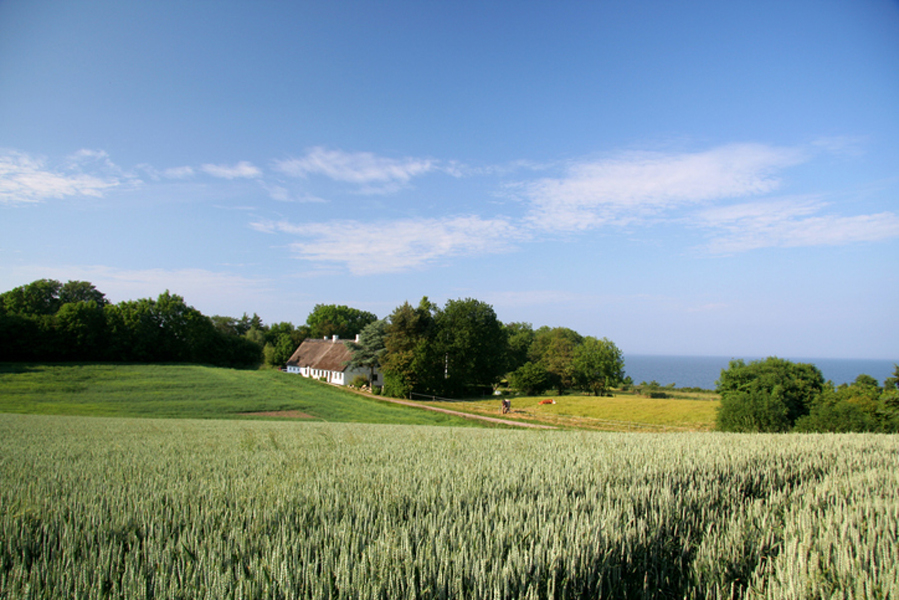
[0,280,626,399]
[0,279,261,367]
[345,296,625,399]
[0,279,381,369]
[715,357,899,433]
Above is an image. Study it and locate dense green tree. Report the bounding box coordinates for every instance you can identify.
[530,327,583,395]
[210,315,243,337]
[794,379,881,433]
[0,279,63,315]
[345,318,388,385]
[104,292,219,363]
[59,281,108,307]
[380,298,510,398]
[381,298,439,398]
[883,364,899,391]
[55,301,108,360]
[507,361,551,396]
[794,373,899,433]
[716,357,825,432]
[434,299,508,397]
[504,322,535,372]
[571,336,625,396]
[717,386,793,432]
[244,327,266,347]
[306,304,378,340]
[262,322,306,368]
[0,312,41,361]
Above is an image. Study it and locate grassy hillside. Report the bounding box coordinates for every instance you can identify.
[2,414,896,598]
[0,363,481,426]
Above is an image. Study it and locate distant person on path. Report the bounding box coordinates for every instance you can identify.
[501,398,511,414]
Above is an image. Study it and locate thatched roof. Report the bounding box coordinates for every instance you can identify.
[286,338,354,372]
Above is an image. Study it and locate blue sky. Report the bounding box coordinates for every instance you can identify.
[2,0,898,359]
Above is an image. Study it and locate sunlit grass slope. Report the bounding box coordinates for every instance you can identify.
[0,363,480,426]
[2,414,896,598]
[422,391,720,431]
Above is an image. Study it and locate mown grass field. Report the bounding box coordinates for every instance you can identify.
[421,390,720,431]
[0,363,481,427]
[2,414,896,599]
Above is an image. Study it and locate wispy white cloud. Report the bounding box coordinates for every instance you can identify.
[201,161,261,179]
[137,164,196,180]
[164,166,195,179]
[519,144,806,231]
[253,215,520,274]
[696,197,899,253]
[261,182,327,204]
[0,149,131,205]
[273,147,436,193]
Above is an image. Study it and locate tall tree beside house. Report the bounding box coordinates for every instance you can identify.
[380,298,509,399]
[380,298,440,398]
[345,318,388,385]
[434,298,508,397]
[306,304,378,340]
[262,321,308,368]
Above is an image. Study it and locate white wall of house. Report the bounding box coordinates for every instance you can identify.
[288,364,379,386]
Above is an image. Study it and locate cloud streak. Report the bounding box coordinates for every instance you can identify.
[0,149,130,204]
[696,198,899,253]
[520,144,806,231]
[253,215,520,274]
[273,147,436,193]
[201,161,261,179]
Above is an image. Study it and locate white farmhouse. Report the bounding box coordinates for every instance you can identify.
[285,335,381,387]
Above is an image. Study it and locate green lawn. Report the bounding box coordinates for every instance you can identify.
[0,363,483,426]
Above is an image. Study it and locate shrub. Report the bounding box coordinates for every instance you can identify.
[382,371,411,399]
[716,357,824,432]
[507,362,550,396]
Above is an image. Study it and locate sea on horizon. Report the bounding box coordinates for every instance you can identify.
[623,355,898,391]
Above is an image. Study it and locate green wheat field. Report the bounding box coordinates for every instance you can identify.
[2,411,897,599]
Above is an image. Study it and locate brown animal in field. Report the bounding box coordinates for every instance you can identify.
[538,398,556,405]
